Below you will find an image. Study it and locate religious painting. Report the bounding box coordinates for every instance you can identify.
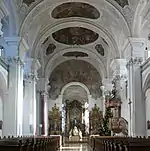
[52,2,100,19]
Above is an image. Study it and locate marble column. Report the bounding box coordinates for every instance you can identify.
[2,37,28,136]
[123,38,146,136]
[36,78,49,136]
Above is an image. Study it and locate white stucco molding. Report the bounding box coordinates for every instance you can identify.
[18,0,132,58]
[32,19,119,59]
[60,82,90,96]
[19,0,131,38]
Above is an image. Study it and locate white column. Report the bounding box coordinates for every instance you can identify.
[123,38,146,136]
[43,93,48,136]
[3,57,24,136]
[2,37,28,137]
[22,80,30,135]
[23,58,41,135]
[36,78,49,135]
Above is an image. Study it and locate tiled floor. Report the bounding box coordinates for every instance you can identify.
[59,143,91,151]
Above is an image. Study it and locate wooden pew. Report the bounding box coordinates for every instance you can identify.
[89,136,150,151]
[0,135,60,151]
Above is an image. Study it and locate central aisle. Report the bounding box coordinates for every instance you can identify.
[59,143,91,151]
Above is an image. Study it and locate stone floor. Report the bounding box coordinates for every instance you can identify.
[59,143,91,151]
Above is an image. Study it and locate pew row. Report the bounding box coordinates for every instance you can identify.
[0,136,60,151]
[89,136,150,151]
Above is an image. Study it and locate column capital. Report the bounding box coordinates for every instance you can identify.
[123,37,146,64]
[24,73,38,82]
[4,37,29,59]
[37,77,49,93]
[7,56,25,67]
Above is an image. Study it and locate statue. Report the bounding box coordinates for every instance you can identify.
[73,126,79,136]
[69,126,82,141]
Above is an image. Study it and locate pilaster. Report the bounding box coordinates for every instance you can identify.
[124,38,146,136]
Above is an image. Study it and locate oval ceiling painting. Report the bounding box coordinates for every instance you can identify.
[63,51,88,58]
[52,27,99,45]
[51,2,100,19]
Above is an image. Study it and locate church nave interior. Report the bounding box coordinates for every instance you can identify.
[1,0,150,150]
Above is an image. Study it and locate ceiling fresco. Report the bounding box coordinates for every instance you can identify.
[51,2,100,19]
[52,27,99,45]
[49,60,102,100]
[95,44,105,56]
[114,0,129,8]
[63,52,88,58]
[46,43,56,55]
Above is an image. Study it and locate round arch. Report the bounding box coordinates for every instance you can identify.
[61,82,90,96]
[44,47,107,80]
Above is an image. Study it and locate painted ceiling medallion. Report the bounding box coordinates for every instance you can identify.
[52,27,99,45]
[63,51,88,58]
[95,44,105,56]
[46,43,56,55]
[23,0,35,6]
[114,0,128,8]
[52,2,100,19]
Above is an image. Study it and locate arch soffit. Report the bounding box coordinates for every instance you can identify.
[60,82,90,96]
[44,47,107,79]
[132,0,148,37]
